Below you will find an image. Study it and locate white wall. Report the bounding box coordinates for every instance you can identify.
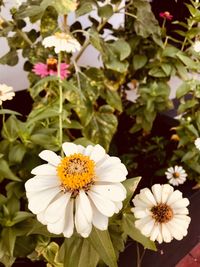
[0,1,125,91]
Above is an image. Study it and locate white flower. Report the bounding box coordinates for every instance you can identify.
[25,142,127,238]
[193,40,200,53]
[194,137,200,150]
[165,166,187,186]
[0,84,15,105]
[132,184,191,244]
[42,32,81,54]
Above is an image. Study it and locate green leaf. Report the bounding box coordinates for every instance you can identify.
[88,228,117,267]
[76,1,93,17]
[1,228,17,256]
[176,52,198,69]
[62,236,99,267]
[40,6,58,37]
[0,49,18,66]
[8,143,26,164]
[41,0,78,15]
[82,105,118,151]
[27,102,59,125]
[176,82,191,98]
[133,54,147,70]
[0,159,20,182]
[101,89,122,112]
[148,67,167,77]
[0,109,21,116]
[2,115,20,141]
[122,177,141,209]
[14,235,37,258]
[122,213,157,251]
[178,99,198,114]
[98,4,113,19]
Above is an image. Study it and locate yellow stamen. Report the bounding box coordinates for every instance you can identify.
[57,153,95,191]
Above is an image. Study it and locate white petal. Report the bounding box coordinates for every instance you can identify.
[39,150,61,166]
[135,216,153,230]
[161,184,174,203]
[95,166,127,183]
[172,198,189,209]
[139,188,157,206]
[37,212,47,225]
[88,190,116,217]
[75,192,93,237]
[47,215,65,235]
[89,145,106,163]
[149,224,160,241]
[114,201,123,213]
[140,218,155,236]
[133,207,151,218]
[166,190,183,205]
[132,195,149,208]
[151,184,162,203]
[27,187,60,214]
[91,183,126,202]
[62,142,78,156]
[90,201,108,231]
[96,156,121,169]
[31,164,57,175]
[25,176,60,192]
[83,145,93,156]
[63,199,74,238]
[44,192,71,223]
[161,223,173,243]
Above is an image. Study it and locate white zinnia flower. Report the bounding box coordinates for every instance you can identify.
[42,32,81,54]
[132,184,191,244]
[0,84,15,105]
[165,165,187,186]
[25,142,127,238]
[193,40,200,53]
[194,137,200,150]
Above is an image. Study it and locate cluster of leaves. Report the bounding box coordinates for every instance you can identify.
[0,0,200,266]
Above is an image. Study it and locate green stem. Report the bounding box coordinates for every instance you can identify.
[57,53,63,155]
[136,243,146,267]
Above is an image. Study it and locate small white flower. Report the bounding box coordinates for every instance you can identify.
[25,142,127,238]
[132,184,191,244]
[165,166,187,186]
[42,32,81,54]
[194,137,200,150]
[0,84,15,105]
[193,40,200,53]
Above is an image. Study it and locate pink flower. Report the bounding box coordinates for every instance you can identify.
[33,58,70,79]
[159,11,173,21]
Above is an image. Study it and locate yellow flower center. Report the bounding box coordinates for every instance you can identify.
[57,153,95,192]
[173,172,180,178]
[55,32,69,40]
[151,204,173,223]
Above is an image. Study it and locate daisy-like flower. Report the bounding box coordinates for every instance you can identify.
[195,137,200,150]
[25,142,127,238]
[33,58,70,79]
[42,32,81,54]
[193,40,200,53]
[159,11,173,21]
[165,165,187,186]
[132,184,191,244]
[0,84,15,105]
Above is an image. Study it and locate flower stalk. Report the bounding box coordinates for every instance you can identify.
[57,52,63,154]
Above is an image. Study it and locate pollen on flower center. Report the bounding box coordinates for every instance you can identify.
[151,203,173,223]
[57,153,95,191]
[46,58,57,71]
